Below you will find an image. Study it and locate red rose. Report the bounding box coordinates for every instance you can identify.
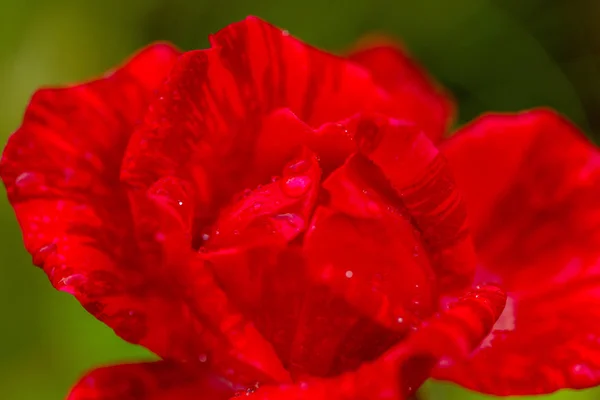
[2,16,599,399]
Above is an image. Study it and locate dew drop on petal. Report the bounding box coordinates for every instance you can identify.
[273,213,305,238]
[345,270,354,278]
[198,353,208,363]
[284,159,309,175]
[32,242,57,267]
[569,363,596,387]
[15,172,36,187]
[281,176,312,197]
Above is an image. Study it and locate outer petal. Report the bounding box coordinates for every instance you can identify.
[121,16,400,236]
[247,285,506,400]
[67,361,241,400]
[348,39,454,142]
[0,43,207,355]
[2,44,279,385]
[434,109,600,394]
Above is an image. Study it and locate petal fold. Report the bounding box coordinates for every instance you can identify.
[67,361,240,400]
[246,285,506,400]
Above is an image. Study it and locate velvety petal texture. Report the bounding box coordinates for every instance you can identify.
[0,43,201,356]
[5,15,597,400]
[434,109,600,394]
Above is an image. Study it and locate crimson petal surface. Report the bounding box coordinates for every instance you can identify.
[434,109,600,394]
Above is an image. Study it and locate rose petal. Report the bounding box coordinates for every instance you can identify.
[121,16,397,237]
[348,39,454,142]
[254,108,354,179]
[347,113,476,292]
[246,285,506,400]
[0,44,220,356]
[67,361,241,400]
[435,109,600,394]
[200,149,321,373]
[289,113,474,378]
[296,154,438,377]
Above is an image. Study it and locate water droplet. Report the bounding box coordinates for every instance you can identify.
[198,353,208,362]
[285,159,310,175]
[345,270,354,278]
[33,243,57,267]
[201,233,210,241]
[252,202,262,211]
[282,29,290,36]
[273,213,305,237]
[334,123,349,134]
[15,172,38,188]
[397,317,404,324]
[438,357,453,368]
[282,176,312,197]
[177,200,183,206]
[569,363,595,386]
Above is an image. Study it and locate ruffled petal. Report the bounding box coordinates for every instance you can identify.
[348,39,454,142]
[435,109,600,394]
[246,285,506,400]
[0,44,210,356]
[67,361,240,400]
[121,16,397,236]
[289,112,475,377]
[347,113,476,292]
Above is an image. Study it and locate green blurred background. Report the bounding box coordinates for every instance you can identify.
[1,0,600,398]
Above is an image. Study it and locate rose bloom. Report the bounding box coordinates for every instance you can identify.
[2,16,599,399]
